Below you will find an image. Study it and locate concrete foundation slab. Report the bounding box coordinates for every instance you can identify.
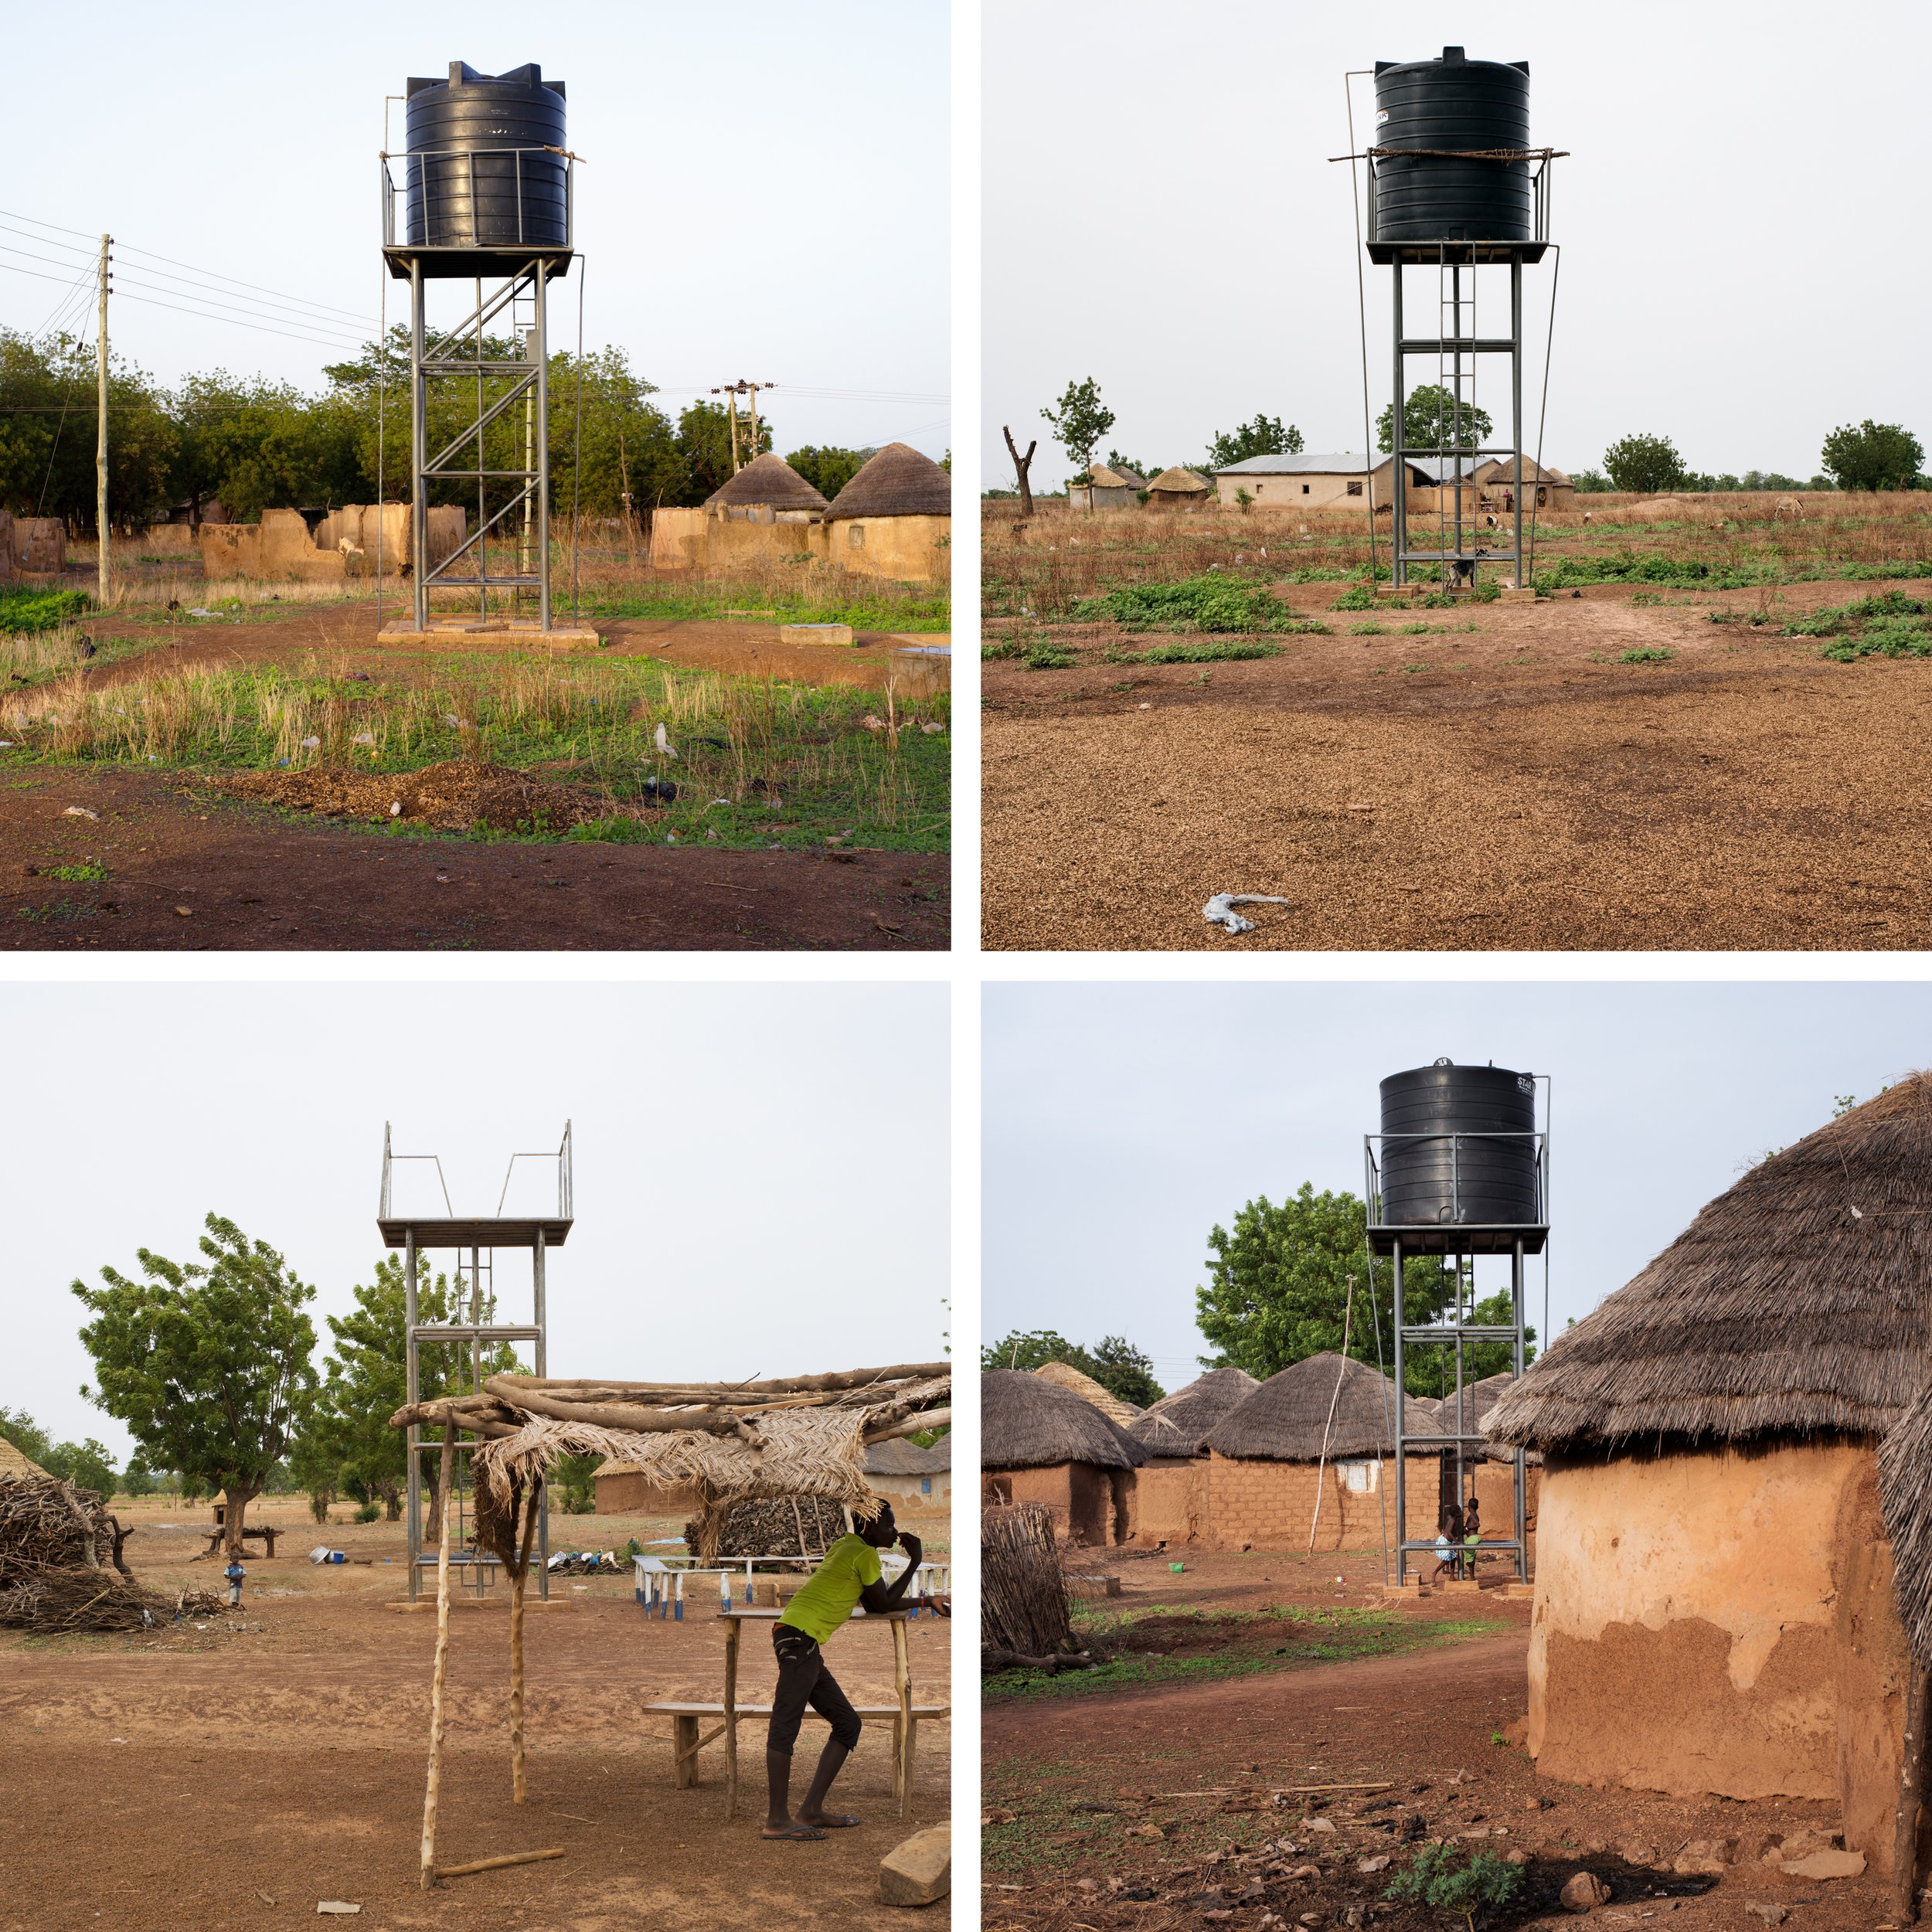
[377,622,603,650]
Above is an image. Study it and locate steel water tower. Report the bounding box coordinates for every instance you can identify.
[380,62,586,638]
[1366,1060,1546,1586]
[1359,48,1563,594]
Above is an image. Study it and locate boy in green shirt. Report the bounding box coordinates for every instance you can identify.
[763,1502,948,1840]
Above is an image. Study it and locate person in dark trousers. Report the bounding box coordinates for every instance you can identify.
[223,1556,246,1607]
[763,1502,949,1841]
[1431,1500,1464,1583]
[1462,1492,1483,1576]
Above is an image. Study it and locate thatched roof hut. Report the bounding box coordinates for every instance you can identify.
[703,451,829,515]
[1206,1353,1444,1461]
[1032,1360,1143,1427]
[0,1435,49,1481]
[824,443,951,520]
[983,1369,1144,1471]
[1130,1367,1258,1457]
[1487,1077,1932,1876]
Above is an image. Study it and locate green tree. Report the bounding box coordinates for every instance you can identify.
[1376,385,1493,457]
[674,399,770,504]
[1087,1336,1165,1408]
[786,444,869,502]
[121,1458,158,1501]
[0,1404,56,1468]
[1041,378,1116,475]
[1103,448,1153,481]
[1601,432,1688,494]
[979,1329,1165,1406]
[51,1437,119,1499]
[72,1214,319,1553]
[1206,413,1304,471]
[1821,420,1926,492]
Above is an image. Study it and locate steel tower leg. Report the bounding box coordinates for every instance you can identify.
[405,1229,420,1604]
[410,264,428,632]
[1513,1240,1528,1581]
[1392,1236,1406,1583]
[535,263,552,632]
[1391,266,1406,590]
[1511,261,1525,591]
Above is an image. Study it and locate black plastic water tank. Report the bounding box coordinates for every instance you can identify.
[1372,47,1533,244]
[1379,1060,1539,1227]
[403,62,567,250]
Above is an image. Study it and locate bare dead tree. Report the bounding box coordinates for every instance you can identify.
[1002,426,1036,519]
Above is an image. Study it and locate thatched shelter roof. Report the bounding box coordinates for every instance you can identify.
[982,1369,1146,1471]
[1085,463,1145,489]
[1032,1360,1143,1425]
[1879,1386,1932,1665]
[1205,1353,1444,1461]
[1146,466,1209,495]
[1487,1078,1932,1456]
[1130,1367,1259,1456]
[864,1435,950,1476]
[0,1435,48,1481]
[824,442,951,520]
[703,451,829,512]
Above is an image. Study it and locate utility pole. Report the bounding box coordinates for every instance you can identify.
[96,234,111,606]
[709,379,777,476]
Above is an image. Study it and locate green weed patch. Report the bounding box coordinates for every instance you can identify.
[1073,575,1318,634]
[1107,639,1287,665]
[0,588,90,634]
[1783,591,1932,660]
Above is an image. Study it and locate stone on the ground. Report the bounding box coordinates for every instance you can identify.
[1560,1869,1611,1912]
[879,1824,951,1906]
[1780,1849,1864,1881]
[1618,1839,1657,1866]
[1501,1715,1531,1747]
[1744,1907,1788,1927]
[1774,1826,1841,1862]
[1355,1854,1389,1873]
[1672,1837,1732,1876]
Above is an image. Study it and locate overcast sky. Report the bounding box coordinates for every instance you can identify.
[3,4,949,461]
[984,982,1930,1391]
[3,981,948,1460]
[984,0,1930,492]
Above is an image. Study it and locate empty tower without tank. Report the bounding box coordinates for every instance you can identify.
[1359,47,1561,595]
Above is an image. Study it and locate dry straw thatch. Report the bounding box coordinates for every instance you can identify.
[0,1434,49,1480]
[824,442,953,520]
[1206,1352,1444,1461]
[702,451,829,513]
[1146,466,1210,495]
[981,1368,1146,1471]
[1032,1359,1144,1425]
[1487,1077,1932,1455]
[1879,1387,1932,1667]
[1130,1366,1260,1457]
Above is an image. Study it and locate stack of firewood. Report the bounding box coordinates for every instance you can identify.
[982,1502,1088,1673]
[0,1473,167,1633]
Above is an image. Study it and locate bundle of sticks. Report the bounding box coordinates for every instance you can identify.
[0,1474,162,1632]
[389,1362,953,1448]
[981,1502,1088,1673]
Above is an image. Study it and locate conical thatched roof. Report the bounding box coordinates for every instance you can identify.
[864,1435,950,1476]
[1032,1360,1143,1426]
[703,451,829,512]
[1879,1388,1932,1665]
[824,442,951,520]
[982,1369,1146,1471]
[1488,1077,1932,1456]
[1147,466,1209,494]
[1130,1367,1259,1456]
[0,1434,48,1479]
[1206,1353,1444,1461]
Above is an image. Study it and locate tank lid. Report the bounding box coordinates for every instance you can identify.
[1373,48,1529,77]
[405,60,566,99]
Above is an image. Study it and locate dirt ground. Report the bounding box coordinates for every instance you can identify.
[981,577,1932,951]
[2,604,949,951]
[0,1501,950,1930]
[983,1549,1889,1932]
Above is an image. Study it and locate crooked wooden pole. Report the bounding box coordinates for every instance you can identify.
[510,1481,542,1804]
[420,1429,456,1889]
[1897,1660,1930,1923]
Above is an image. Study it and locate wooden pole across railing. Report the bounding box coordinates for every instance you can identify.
[420,1429,456,1889]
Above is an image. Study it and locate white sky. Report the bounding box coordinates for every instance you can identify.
[2,981,949,1460]
[983,982,1931,1393]
[984,0,1931,492]
[2,3,949,461]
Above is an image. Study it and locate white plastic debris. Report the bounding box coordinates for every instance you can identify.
[186,607,217,617]
[63,805,99,820]
[389,801,403,817]
[299,736,320,750]
[654,722,678,758]
[352,732,375,747]
[1204,893,1294,936]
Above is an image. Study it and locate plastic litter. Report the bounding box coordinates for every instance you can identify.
[309,1547,347,1566]
[63,805,98,820]
[1204,893,1293,936]
[299,736,320,750]
[654,723,678,759]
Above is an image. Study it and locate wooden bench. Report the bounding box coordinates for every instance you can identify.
[645,1699,951,1796]
[202,1524,282,1559]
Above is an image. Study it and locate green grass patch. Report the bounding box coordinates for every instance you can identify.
[1781,591,1932,660]
[0,587,90,635]
[1022,643,1077,670]
[1349,622,1387,636]
[1073,575,1319,634]
[1109,639,1287,665]
[33,860,108,882]
[581,577,948,634]
[1534,551,1932,594]
[1330,583,1377,611]
[1,655,949,852]
[1617,646,1676,664]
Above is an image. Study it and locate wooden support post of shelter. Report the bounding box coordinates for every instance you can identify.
[420,1428,456,1889]
[1898,1661,1930,1922]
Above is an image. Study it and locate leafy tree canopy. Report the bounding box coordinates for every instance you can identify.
[1194,1184,1532,1395]
[1206,413,1304,471]
[1821,420,1926,492]
[786,444,870,501]
[72,1214,318,1546]
[0,1404,121,1496]
[980,1328,1166,1407]
[1376,385,1493,457]
[1041,378,1116,475]
[1601,432,1688,495]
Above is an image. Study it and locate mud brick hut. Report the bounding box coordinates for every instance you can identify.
[1485,1078,1932,1878]
[822,440,952,583]
[1031,1359,1143,1427]
[1124,1367,1259,1543]
[705,451,831,526]
[1145,464,1213,510]
[592,1455,699,1515]
[863,1434,951,1510]
[1067,462,1145,512]
[1199,1352,1447,1553]
[981,1368,1145,1546]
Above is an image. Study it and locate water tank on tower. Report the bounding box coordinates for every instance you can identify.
[403,61,568,251]
[1378,1059,1540,1228]
[1370,46,1533,245]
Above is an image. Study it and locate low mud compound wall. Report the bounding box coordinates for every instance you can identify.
[1202,1451,1447,1553]
[1528,1440,1910,1872]
[982,1461,1129,1547]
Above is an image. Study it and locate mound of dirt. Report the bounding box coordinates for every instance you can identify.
[216,758,622,832]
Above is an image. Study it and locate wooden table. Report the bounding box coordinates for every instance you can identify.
[202,1524,281,1559]
[702,1607,936,1821]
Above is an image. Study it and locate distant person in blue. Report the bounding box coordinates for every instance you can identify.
[223,1556,246,1607]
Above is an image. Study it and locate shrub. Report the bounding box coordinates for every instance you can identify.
[355,1501,381,1524]
[1384,1844,1526,1931]
[0,588,90,635]
[1022,644,1077,670]
[1821,419,1925,492]
[1602,432,1688,494]
[1331,583,1377,611]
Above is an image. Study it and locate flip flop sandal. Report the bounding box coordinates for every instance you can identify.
[801,1814,862,1828]
[762,1823,827,1841]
